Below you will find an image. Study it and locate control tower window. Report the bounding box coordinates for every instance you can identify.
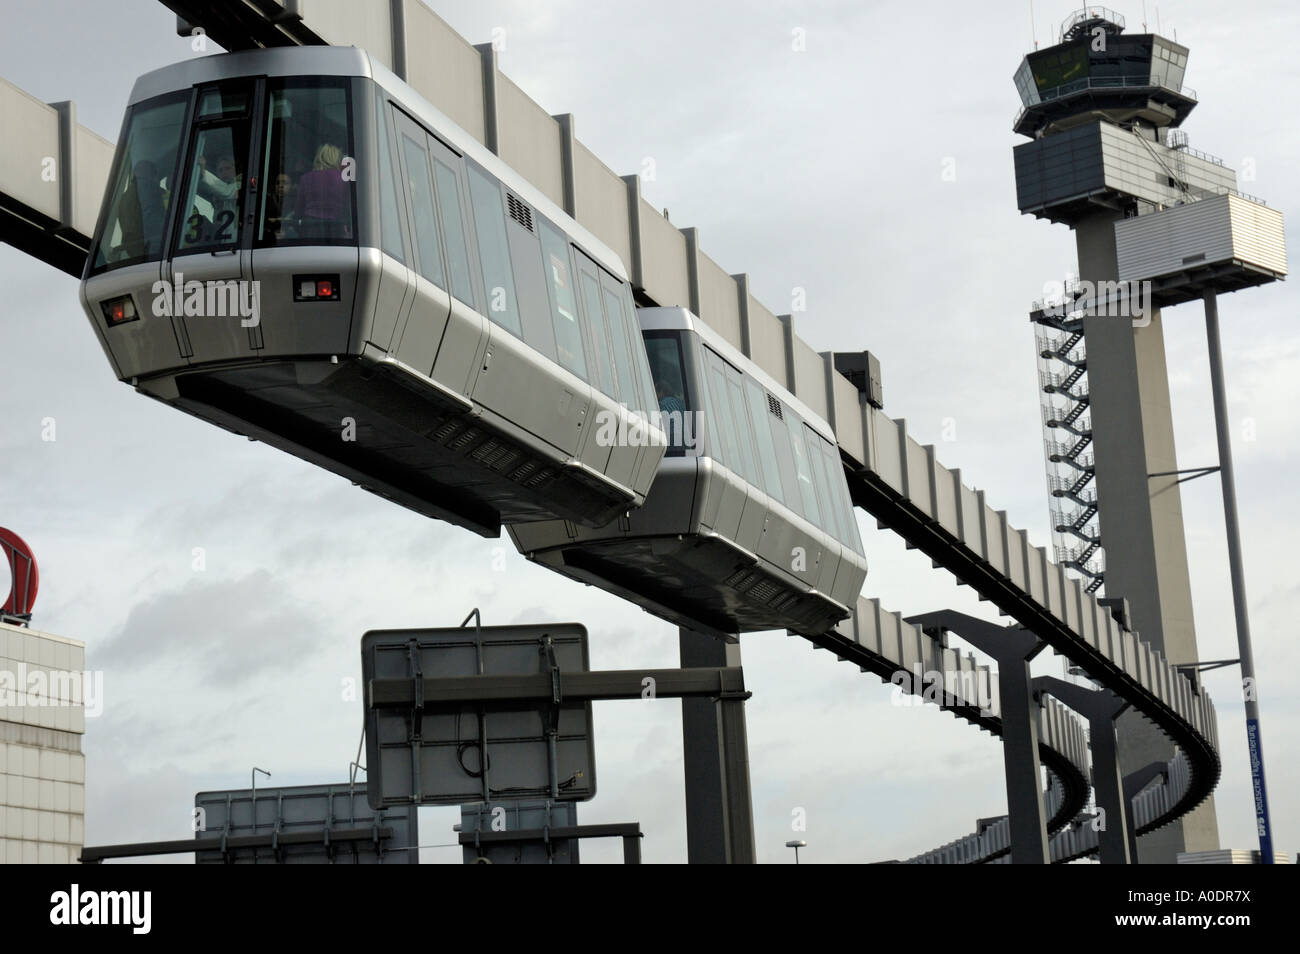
[90,93,187,273]
[257,81,356,246]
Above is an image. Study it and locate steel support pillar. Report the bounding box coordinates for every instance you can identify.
[1204,291,1275,863]
[1035,676,1131,863]
[679,627,755,864]
[907,611,1049,863]
[1122,762,1168,863]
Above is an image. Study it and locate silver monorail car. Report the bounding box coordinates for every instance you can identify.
[509,308,868,639]
[80,46,664,537]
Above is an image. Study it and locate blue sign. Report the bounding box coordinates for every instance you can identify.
[1246,718,1273,864]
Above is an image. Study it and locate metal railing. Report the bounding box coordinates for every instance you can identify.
[1061,7,1125,39]
[1016,74,1196,128]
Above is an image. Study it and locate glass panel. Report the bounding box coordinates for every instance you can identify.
[176,123,247,252]
[643,332,691,454]
[400,132,445,287]
[466,164,521,336]
[804,427,839,536]
[786,411,822,527]
[432,157,474,305]
[540,223,587,380]
[603,286,637,409]
[705,355,739,473]
[92,94,187,272]
[767,408,803,518]
[258,82,355,245]
[744,379,783,502]
[822,439,863,554]
[374,96,404,262]
[726,372,759,486]
[623,289,658,418]
[197,88,249,119]
[579,271,615,398]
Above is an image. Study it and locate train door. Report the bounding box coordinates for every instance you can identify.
[388,109,455,379]
[166,81,262,363]
[424,131,489,398]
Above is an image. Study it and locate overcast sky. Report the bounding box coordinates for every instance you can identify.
[0,0,1296,863]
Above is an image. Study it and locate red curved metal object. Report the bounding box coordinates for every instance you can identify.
[0,526,39,617]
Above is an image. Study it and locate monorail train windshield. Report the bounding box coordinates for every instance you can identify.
[91,79,357,274]
[90,92,187,271]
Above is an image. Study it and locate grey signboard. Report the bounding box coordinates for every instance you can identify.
[194,783,418,864]
[460,799,580,864]
[362,623,596,808]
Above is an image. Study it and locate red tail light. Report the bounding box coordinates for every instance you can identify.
[101,295,139,326]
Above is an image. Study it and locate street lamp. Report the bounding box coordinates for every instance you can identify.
[785,839,806,864]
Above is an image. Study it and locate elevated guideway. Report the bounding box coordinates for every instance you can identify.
[0,79,112,276]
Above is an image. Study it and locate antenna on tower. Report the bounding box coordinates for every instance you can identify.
[1030,0,1038,49]
[1142,0,1148,31]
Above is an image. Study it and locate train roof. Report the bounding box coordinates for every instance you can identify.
[638,306,837,445]
[125,45,629,282]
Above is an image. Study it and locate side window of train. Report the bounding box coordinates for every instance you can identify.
[765,398,805,520]
[574,251,631,404]
[726,369,761,487]
[538,222,588,380]
[701,351,739,475]
[821,437,863,553]
[785,411,823,529]
[803,425,842,539]
[743,379,785,504]
[428,142,476,308]
[394,116,445,289]
[620,287,659,419]
[174,84,253,254]
[602,284,640,411]
[575,264,615,399]
[375,98,406,263]
[465,162,522,337]
[704,349,759,486]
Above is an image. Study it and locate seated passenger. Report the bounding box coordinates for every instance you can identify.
[295,144,351,239]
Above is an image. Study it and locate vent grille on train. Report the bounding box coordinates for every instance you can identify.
[766,392,783,419]
[506,192,533,232]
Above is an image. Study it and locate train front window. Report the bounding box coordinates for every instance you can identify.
[90,93,187,273]
[175,123,247,252]
[257,82,355,245]
[643,332,691,454]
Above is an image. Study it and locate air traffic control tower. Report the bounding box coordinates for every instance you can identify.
[1012,8,1287,862]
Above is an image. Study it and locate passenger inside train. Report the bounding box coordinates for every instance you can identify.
[295,143,350,239]
[258,85,353,244]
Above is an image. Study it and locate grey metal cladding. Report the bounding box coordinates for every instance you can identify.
[1014,125,1106,211]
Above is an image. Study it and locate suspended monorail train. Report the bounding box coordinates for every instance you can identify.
[81,46,867,637]
[509,308,868,639]
[80,46,665,537]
